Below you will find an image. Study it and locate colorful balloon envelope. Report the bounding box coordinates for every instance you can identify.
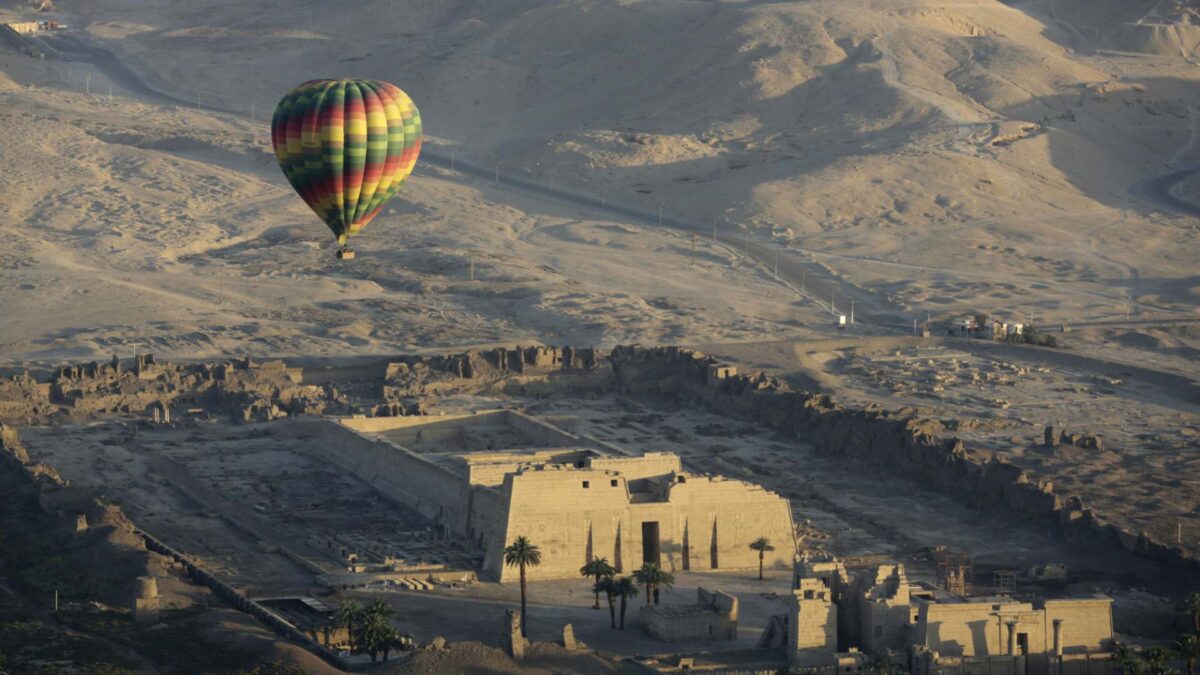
[271,79,422,249]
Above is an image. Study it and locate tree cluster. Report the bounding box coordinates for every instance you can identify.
[1114,592,1200,675]
[330,598,409,663]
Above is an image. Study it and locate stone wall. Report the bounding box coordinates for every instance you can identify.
[383,346,604,401]
[137,529,350,671]
[912,597,1113,670]
[607,346,1199,574]
[1042,599,1114,654]
[790,578,838,664]
[485,465,796,581]
[1,354,342,425]
[639,587,738,642]
[293,419,469,533]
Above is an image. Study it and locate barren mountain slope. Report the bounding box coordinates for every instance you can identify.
[0,66,814,362]
[54,0,1200,319]
[0,0,1196,366]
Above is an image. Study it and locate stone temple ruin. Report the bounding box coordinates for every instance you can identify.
[640,587,739,642]
[0,344,1185,672]
[332,410,796,581]
[783,557,1115,675]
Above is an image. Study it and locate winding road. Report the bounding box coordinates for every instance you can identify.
[39,31,912,332]
[1132,165,1200,218]
[32,30,1199,333]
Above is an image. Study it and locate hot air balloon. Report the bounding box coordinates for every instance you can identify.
[271,79,422,258]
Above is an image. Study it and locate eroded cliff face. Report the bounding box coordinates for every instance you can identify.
[383,346,605,401]
[608,345,1198,573]
[2,345,1192,573]
[0,355,344,425]
[0,423,158,604]
[0,348,609,425]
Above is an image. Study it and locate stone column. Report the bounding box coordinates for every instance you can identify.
[133,576,160,624]
[1052,619,1064,656]
[1006,620,1018,656]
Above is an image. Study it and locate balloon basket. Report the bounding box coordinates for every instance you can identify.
[336,248,356,260]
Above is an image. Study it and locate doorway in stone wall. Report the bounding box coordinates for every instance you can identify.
[641,522,660,565]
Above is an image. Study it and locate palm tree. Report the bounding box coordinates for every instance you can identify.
[1144,646,1173,675]
[1189,592,1200,633]
[380,626,405,662]
[365,598,396,622]
[1176,634,1200,675]
[866,654,899,675]
[333,599,364,652]
[347,599,399,661]
[356,612,393,662]
[633,562,675,605]
[1114,643,1146,675]
[504,536,542,638]
[595,576,618,628]
[580,557,616,609]
[633,563,656,606]
[653,567,675,604]
[749,537,776,581]
[614,575,639,630]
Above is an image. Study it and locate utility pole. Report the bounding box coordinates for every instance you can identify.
[250,103,255,122]
[743,232,748,256]
[108,83,112,103]
[773,250,778,278]
[658,204,663,226]
[54,589,58,612]
[712,222,717,243]
[469,253,475,281]
[691,234,696,265]
[850,300,855,325]
[450,149,455,172]
[831,290,836,315]
[85,73,90,95]
[914,318,918,335]
[495,162,500,185]
[801,269,806,294]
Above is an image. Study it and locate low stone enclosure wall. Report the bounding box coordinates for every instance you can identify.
[0,423,362,671]
[606,346,1199,575]
[136,529,353,671]
[4,343,1194,580]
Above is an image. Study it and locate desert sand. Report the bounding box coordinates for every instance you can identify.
[0,0,1195,371]
[4,1,1199,671]
[3,0,1197,576]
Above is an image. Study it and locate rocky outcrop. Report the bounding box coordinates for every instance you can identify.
[0,371,52,424]
[5,354,345,425]
[384,346,602,401]
[4,348,604,426]
[0,424,157,603]
[608,346,1197,573]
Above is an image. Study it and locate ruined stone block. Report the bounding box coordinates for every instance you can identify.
[503,609,528,660]
[132,576,160,624]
